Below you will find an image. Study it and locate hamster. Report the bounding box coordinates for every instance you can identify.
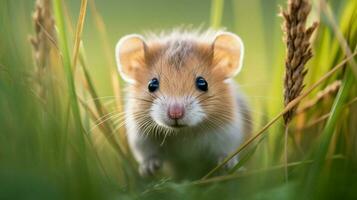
[115,29,251,179]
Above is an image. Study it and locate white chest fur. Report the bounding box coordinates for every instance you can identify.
[125,92,248,178]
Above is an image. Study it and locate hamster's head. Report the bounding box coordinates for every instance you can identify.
[115,31,244,132]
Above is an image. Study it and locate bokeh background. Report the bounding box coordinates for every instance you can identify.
[1,0,356,199]
[3,0,287,117]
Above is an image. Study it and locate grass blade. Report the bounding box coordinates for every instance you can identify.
[53,0,83,133]
[210,0,224,29]
[88,0,127,151]
[72,0,87,69]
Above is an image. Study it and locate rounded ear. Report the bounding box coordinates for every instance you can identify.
[115,34,147,83]
[212,32,244,78]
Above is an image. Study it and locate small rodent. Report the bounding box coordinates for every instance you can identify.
[115,29,251,179]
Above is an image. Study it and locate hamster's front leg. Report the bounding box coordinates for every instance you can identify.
[127,131,162,177]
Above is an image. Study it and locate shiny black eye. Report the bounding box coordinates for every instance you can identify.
[196,76,208,92]
[148,78,159,92]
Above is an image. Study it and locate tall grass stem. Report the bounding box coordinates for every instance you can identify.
[72,0,87,69]
[210,0,224,29]
[53,0,83,132]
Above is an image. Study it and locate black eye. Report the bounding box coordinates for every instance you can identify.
[148,78,159,92]
[196,76,208,92]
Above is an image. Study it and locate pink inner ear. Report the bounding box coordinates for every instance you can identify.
[212,33,244,78]
[116,35,147,83]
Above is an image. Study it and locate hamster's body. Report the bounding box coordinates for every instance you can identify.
[116,29,251,179]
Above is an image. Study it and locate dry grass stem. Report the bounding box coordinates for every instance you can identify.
[61,0,125,157]
[346,97,357,107]
[88,0,127,153]
[201,52,357,180]
[297,96,357,131]
[78,47,127,157]
[320,0,357,78]
[195,155,344,185]
[297,113,330,131]
[297,80,341,114]
[72,0,88,69]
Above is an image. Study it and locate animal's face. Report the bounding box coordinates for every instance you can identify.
[116,31,244,132]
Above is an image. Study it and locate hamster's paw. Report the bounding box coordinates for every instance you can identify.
[139,157,162,177]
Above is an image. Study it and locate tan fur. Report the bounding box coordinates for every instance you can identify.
[125,39,238,131]
[116,29,249,178]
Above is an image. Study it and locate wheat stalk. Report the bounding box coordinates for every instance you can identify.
[280,0,318,181]
[30,0,55,99]
[281,0,318,124]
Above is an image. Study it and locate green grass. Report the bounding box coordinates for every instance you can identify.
[0,0,357,199]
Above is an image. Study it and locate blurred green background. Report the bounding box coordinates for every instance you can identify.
[2,0,286,115]
[1,0,357,199]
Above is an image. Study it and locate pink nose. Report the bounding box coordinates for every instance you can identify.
[168,103,185,120]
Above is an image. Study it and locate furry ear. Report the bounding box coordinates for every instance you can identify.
[212,32,244,78]
[115,34,147,83]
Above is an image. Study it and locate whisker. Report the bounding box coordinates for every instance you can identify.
[90,112,124,131]
[93,110,127,125]
[84,95,116,103]
[128,96,154,104]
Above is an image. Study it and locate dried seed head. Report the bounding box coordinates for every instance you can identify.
[30,0,55,99]
[297,80,342,114]
[281,0,318,124]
